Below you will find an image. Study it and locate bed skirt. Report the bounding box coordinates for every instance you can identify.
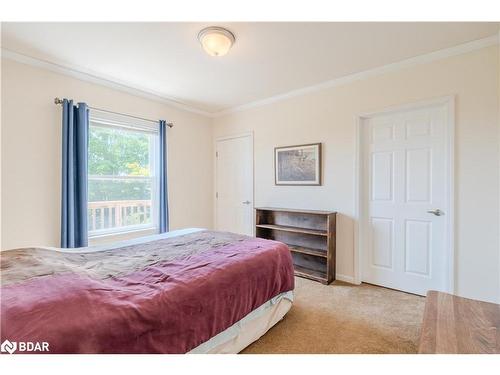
[189,290,293,354]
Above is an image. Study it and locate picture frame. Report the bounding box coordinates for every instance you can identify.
[274,143,322,185]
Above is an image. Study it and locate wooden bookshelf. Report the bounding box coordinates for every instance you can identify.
[255,224,328,236]
[255,207,337,285]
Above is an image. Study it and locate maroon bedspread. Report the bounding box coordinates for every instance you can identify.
[0,230,294,353]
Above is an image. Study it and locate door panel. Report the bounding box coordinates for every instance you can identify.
[362,105,449,295]
[371,218,394,269]
[216,135,253,236]
[371,122,395,142]
[406,148,431,202]
[371,152,394,201]
[405,220,431,276]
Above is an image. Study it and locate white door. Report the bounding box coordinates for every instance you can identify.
[216,134,254,236]
[361,103,451,295]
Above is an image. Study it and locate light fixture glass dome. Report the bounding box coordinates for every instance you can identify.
[198,27,235,57]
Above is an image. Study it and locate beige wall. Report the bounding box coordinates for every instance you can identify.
[1,58,214,250]
[214,46,500,303]
[1,44,499,303]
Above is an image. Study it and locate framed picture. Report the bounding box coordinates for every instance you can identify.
[275,143,322,185]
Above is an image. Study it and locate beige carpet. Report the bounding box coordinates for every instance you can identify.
[242,277,425,354]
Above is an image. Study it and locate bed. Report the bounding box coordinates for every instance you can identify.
[0,228,294,354]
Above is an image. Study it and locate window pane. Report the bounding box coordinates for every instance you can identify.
[88,178,152,201]
[87,121,157,235]
[89,124,153,177]
[88,178,153,232]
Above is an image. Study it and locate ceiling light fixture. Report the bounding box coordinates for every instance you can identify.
[198,26,235,57]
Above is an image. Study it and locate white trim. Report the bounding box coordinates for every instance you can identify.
[214,132,255,234]
[90,109,159,133]
[336,274,356,284]
[1,48,213,118]
[214,131,254,142]
[354,95,455,294]
[357,95,455,118]
[498,30,500,304]
[445,97,456,295]
[89,223,158,239]
[213,35,498,117]
[353,116,362,285]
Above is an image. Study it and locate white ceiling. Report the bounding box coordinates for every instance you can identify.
[2,22,499,114]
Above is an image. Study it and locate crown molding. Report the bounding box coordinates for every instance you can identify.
[2,34,498,119]
[213,34,499,117]
[0,48,214,118]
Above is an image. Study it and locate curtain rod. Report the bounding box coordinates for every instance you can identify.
[54,98,173,128]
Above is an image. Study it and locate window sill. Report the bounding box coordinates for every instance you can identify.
[89,227,158,246]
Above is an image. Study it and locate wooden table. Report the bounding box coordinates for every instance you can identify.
[419,291,500,353]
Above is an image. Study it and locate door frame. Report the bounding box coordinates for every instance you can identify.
[214,131,255,234]
[354,95,455,293]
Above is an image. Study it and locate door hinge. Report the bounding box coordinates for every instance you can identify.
[216,192,218,199]
[216,151,218,157]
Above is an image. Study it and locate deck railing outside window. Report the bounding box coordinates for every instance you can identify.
[88,200,152,233]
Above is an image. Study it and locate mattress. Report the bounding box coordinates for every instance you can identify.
[1,228,294,354]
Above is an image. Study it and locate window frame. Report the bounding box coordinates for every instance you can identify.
[87,110,159,238]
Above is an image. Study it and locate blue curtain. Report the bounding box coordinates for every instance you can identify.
[159,120,169,233]
[61,99,89,248]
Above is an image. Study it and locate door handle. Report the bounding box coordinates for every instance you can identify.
[427,209,444,216]
[242,201,251,205]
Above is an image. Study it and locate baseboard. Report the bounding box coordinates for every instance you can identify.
[336,274,358,284]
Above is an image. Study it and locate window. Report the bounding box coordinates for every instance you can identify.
[88,110,159,237]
